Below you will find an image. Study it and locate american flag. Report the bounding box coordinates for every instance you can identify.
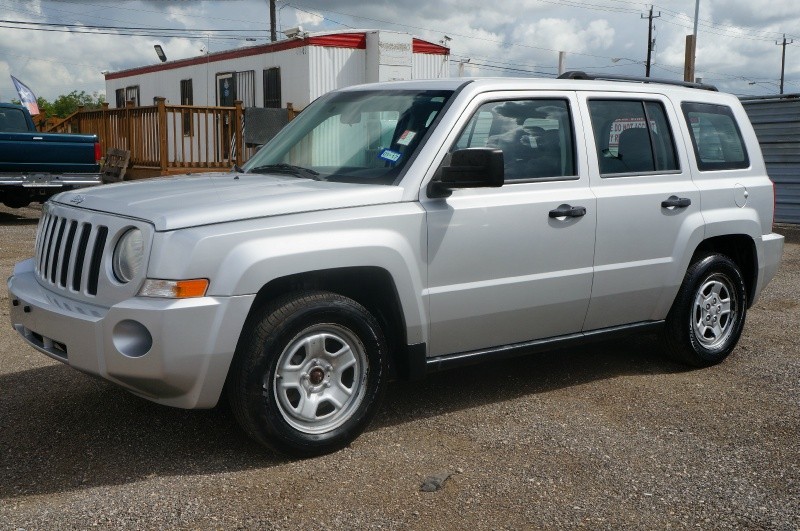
[11,76,40,115]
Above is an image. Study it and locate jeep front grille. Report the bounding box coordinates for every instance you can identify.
[36,211,108,296]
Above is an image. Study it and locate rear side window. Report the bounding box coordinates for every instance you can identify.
[588,99,679,176]
[453,99,576,181]
[682,102,749,171]
[0,108,30,132]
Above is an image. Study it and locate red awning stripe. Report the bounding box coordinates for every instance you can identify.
[105,33,447,80]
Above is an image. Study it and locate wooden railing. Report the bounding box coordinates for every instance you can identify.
[46,99,266,173]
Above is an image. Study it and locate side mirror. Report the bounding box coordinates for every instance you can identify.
[429,148,504,197]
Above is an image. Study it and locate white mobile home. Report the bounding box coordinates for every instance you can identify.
[105,30,450,111]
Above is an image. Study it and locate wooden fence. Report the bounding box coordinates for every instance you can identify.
[46,99,296,174]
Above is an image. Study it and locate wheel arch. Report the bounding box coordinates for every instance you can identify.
[240,267,414,380]
[691,234,757,307]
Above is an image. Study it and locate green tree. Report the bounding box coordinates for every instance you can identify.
[48,90,106,118]
[13,90,106,119]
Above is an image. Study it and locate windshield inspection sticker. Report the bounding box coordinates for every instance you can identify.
[396,130,417,146]
[379,149,402,163]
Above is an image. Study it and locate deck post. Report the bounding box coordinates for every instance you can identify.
[100,102,109,155]
[234,100,244,167]
[125,100,134,154]
[76,105,85,134]
[156,97,168,173]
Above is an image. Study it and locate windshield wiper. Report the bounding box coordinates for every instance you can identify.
[247,163,322,180]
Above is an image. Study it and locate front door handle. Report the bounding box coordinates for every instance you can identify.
[549,204,587,218]
[661,195,691,208]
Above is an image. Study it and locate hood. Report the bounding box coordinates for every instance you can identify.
[53,172,405,231]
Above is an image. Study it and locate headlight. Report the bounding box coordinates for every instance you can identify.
[112,228,144,283]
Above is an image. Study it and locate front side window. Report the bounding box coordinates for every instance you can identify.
[682,102,749,171]
[242,89,453,185]
[452,99,576,181]
[588,99,679,176]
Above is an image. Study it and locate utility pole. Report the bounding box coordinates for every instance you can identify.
[641,5,661,77]
[684,0,700,82]
[777,33,793,94]
[270,0,277,42]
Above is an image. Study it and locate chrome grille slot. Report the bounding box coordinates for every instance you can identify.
[72,223,91,292]
[87,226,108,296]
[39,213,57,277]
[49,218,67,284]
[59,220,78,288]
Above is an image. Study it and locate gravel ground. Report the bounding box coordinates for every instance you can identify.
[0,204,798,530]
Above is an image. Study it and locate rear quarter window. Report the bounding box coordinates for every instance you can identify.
[0,108,30,132]
[681,102,749,171]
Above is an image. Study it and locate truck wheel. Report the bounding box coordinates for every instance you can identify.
[227,291,388,456]
[663,253,747,367]
[3,197,30,209]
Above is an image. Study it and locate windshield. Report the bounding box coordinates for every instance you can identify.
[243,89,453,185]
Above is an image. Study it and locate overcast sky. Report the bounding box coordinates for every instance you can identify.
[1,0,798,102]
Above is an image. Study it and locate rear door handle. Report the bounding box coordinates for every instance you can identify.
[549,204,587,218]
[661,195,691,208]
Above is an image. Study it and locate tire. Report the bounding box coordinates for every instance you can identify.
[663,253,747,367]
[227,291,388,457]
[3,196,31,209]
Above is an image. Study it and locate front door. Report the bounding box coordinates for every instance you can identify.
[423,94,596,357]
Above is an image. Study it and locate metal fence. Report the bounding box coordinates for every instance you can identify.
[742,95,800,224]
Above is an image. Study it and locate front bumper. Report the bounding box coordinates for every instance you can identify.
[8,259,255,408]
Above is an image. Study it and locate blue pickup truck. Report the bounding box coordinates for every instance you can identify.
[0,102,102,208]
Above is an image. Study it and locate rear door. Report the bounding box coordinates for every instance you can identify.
[578,92,704,330]
[422,92,597,357]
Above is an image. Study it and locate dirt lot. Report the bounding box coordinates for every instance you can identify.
[0,204,798,530]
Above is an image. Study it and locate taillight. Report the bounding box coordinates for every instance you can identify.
[94,142,102,165]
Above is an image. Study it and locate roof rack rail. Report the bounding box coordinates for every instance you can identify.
[558,71,718,92]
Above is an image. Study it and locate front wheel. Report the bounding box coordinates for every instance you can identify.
[227,291,388,456]
[663,253,747,367]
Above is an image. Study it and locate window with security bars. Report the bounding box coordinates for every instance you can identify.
[180,79,193,136]
[263,67,281,108]
[235,70,255,108]
[125,86,140,107]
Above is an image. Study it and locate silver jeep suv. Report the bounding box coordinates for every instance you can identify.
[8,74,784,455]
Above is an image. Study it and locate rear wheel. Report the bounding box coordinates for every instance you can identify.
[227,291,388,456]
[663,253,747,367]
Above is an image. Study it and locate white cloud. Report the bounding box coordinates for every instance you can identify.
[1,0,797,100]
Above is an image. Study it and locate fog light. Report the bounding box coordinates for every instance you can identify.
[112,319,152,358]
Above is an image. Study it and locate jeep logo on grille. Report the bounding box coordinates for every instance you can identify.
[70,195,85,204]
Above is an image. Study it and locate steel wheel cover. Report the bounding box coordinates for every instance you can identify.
[270,323,368,434]
[692,273,738,349]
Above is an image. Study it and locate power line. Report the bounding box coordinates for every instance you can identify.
[15,0,269,29]
[0,18,268,36]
